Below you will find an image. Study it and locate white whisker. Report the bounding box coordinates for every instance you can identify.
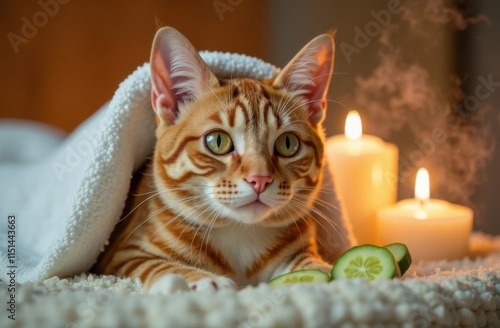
[119,186,208,224]
[288,198,346,246]
[121,193,207,246]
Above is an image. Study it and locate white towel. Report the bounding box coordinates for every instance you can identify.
[0,52,349,283]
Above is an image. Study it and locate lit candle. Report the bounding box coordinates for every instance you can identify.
[325,110,398,244]
[377,168,473,262]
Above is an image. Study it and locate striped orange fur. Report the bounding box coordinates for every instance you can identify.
[94,27,336,292]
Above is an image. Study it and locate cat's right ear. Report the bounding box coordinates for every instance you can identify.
[272,33,334,127]
[150,27,219,125]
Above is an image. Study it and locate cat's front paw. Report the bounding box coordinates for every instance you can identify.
[311,263,333,275]
[188,276,237,292]
[292,261,332,275]
[148,274,191,295]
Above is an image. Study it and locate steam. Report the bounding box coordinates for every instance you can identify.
[345,0,495,208]
[400,1,488,33]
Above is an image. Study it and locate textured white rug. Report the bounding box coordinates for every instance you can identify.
[1,232,499,328]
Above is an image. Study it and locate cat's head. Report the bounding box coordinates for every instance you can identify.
[150,27,334,227]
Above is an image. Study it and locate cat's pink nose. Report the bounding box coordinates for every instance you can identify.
[245,175,273,194]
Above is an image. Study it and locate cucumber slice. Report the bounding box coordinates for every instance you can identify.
[269,269,331,287]
[331,244,399,280]
[384,243,412,276]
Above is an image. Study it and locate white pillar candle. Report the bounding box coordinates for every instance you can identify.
[377,168,473,262]
[326,110,398,245]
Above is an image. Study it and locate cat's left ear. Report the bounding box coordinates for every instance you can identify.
[272,33,335,126]
[150,27,219,125]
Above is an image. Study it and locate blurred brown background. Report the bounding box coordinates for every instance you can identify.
[1,0,454,134]
[1,0,499,234]
[0,0,268,132]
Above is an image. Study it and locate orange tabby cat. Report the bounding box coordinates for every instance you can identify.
[94,27,335,293]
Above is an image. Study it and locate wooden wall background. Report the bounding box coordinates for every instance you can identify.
[1,1,498,235]
[0,0,267,133]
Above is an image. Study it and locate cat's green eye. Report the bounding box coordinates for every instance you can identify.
[275,133,300,157]
[205,131,234,155]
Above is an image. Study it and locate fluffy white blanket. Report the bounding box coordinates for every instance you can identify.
[0,233,498,327]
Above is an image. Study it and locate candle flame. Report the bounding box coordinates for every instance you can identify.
[345,110,362,141]
[415,168,430,202]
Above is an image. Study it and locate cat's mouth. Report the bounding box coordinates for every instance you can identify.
[240,199,268,209]
[248,199,267,206]
[232,199,272,224]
